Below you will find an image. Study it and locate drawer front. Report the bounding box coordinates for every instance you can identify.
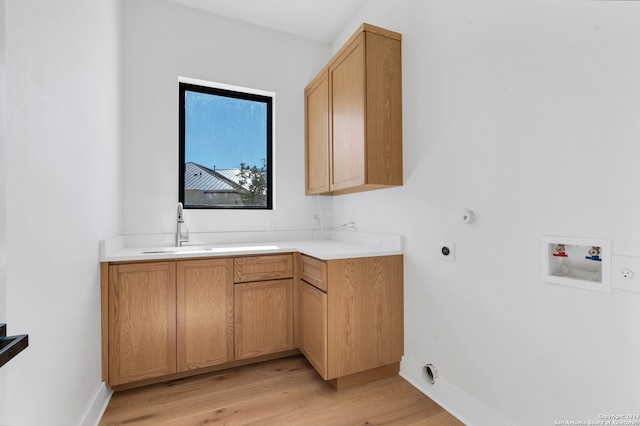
[234,254,293,283]
[300,255,327,292]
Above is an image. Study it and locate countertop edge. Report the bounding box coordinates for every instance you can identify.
[100,232,404,262]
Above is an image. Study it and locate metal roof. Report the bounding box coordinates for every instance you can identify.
[184,162,245,193]
[214,168,243,185]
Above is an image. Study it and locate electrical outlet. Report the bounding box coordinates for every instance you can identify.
[311,215,320,230]
[439,242,455,262]
[612,255,640,294]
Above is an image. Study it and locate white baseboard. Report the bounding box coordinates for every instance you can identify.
[79,381,112,426]
[400,356,512,426]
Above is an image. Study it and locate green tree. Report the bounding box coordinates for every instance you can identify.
[238,159,267,206]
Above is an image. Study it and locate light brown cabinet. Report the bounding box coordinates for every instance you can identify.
[107,262,177,386]
[102,251,402,390]
[304,23,402,195]
[298,254,404,387]
[105,259,233,386]
[298,279,328,377]
[233,255,294,360]
[234,280,293,359]
[102,254,296,388]
[305,71,330,194]
[177,258,234,371]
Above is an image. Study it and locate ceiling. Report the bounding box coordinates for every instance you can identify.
[164,0,368,43]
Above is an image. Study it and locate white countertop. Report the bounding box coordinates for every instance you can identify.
[100,231,403,262]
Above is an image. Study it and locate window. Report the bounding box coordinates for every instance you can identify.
[179,79,273,209]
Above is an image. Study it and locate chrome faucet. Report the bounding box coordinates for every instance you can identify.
[176,202,189,247]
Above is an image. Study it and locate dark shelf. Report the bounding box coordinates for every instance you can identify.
[0,324,29,368]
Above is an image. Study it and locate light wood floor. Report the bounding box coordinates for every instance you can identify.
[100,355,463,425]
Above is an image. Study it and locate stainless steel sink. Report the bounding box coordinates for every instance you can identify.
[140,246,215,254]
[140,244,280,255]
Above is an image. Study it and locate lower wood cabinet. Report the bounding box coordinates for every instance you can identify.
[107,262,177,386]
[298,280,328,377]
[102,251,402,389]
[177,258,234,372]
[298,254,404,385]
[103,254,294,388]
[106,259,234,386]
[234,279,293,360]
[233,254,295,359]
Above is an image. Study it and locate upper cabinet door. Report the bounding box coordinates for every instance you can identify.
[304,24,402,196]
[305,71,331,195]
[330,33,366,192]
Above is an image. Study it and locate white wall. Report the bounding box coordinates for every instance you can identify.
[2,0,121,424]
[4,1,638,424]
[0,1,327,423]
[331,0,640,424]
[121,0,330,235]
[0,0,7,415]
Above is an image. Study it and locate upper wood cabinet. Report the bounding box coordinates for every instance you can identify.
[304,23,402,195]
[305,72,330,194]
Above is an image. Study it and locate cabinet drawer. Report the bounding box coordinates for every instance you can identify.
[300,255,327,292]
[234,254,293,283]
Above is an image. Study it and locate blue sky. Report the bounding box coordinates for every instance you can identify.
[185,90,267,170]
